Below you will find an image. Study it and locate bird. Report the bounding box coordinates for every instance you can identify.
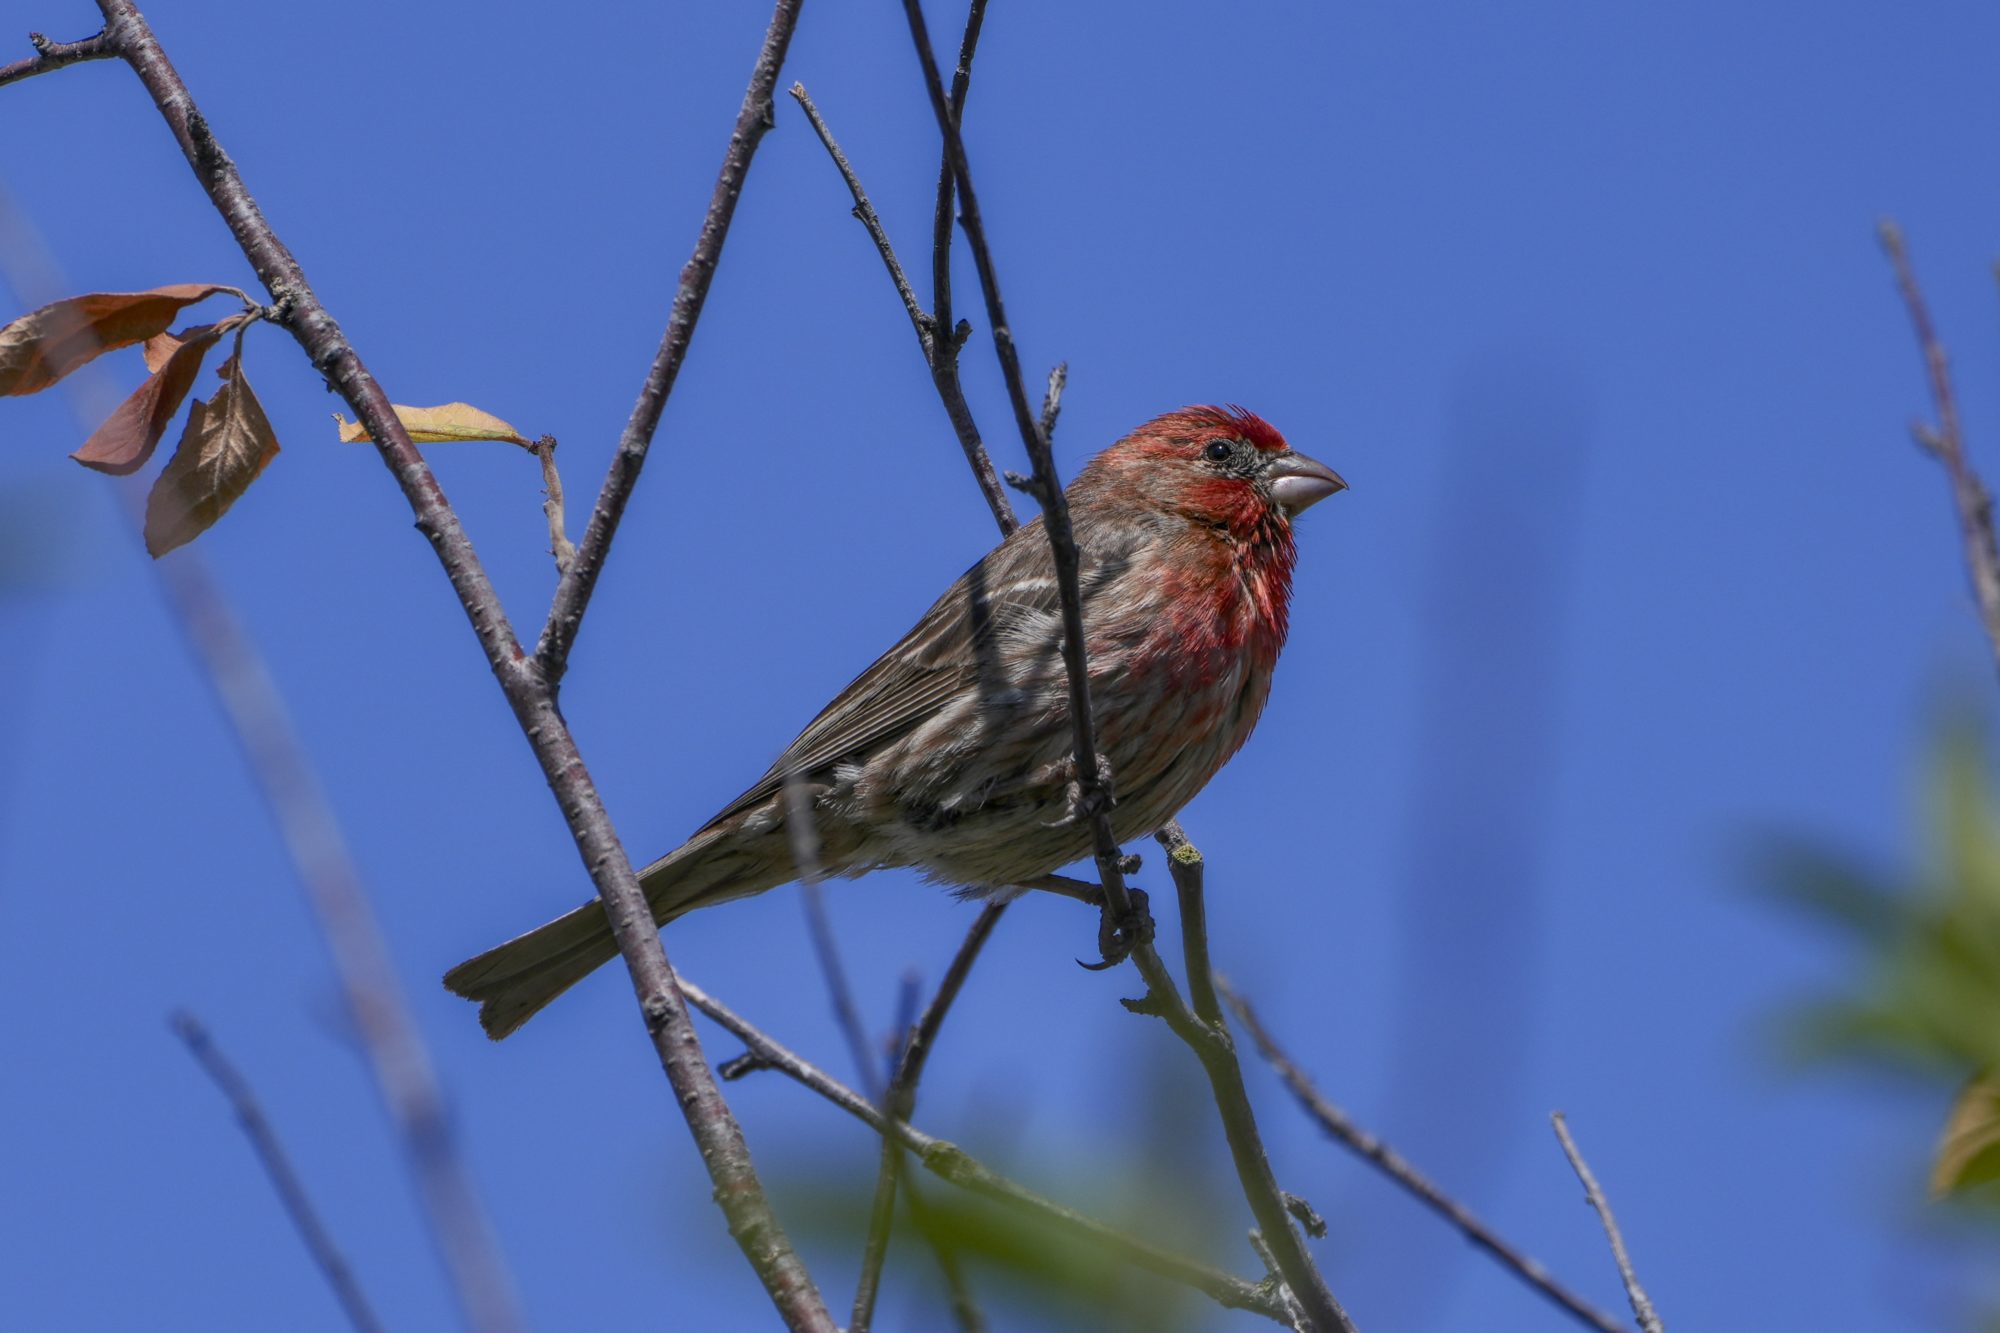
[445,405,1345,1038]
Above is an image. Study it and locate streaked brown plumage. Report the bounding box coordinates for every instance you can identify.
[446,406,1344,1038]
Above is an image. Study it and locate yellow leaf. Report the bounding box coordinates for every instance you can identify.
[1932,1071,2000,1198]
[334,401,531,449]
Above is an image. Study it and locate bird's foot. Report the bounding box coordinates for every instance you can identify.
[1079,886,1153,971]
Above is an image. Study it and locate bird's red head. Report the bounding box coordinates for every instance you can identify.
[1079,405,1346,537]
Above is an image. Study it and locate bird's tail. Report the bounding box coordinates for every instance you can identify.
[443,824,790,1040]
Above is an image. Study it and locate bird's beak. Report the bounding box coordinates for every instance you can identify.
[1267,450,1348,515]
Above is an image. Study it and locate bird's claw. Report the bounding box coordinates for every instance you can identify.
[1078,886,1153,971]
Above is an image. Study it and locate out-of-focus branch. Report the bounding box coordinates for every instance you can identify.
[1552,1114,1664,1333]
[1880,220,2000,675]
[0,28,114,88]
[151,533,529,1333]
[0,188,525,1333]
[171,1012,387,1333]
[783,769,880,1097]
[783,772,982,1330]
[41,4,833,1325]
[1220,980,1628,1333]
[851,903,1007,1332]
[678,972,1296,1325]
[535,0,804,682]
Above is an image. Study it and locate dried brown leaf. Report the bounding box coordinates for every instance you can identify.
[333,401,531,449]
[144,331,281,556]
[0,284,243,396]
[1932,1071,2000,1198]
[142,329,183,375]
[71,313,252,476]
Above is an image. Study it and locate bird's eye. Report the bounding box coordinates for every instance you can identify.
[1203,439,1233,462]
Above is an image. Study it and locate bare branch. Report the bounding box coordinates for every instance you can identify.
[1552,1113,1664,1333]
[1157,821,1220,1026]
[0,29,115,89]
[1143,833,1356,1332]
[1039,362,1066,442]
[170,1012,387,1333]
[1248,1229,1310,1332]
[674,972,1296,1324]
[851,904,1006,1333]
[789,82,928,345]
[532,434,576,573]
[901,0,1054,519]
[786,55,1014,532]
[1879,219,2000,674]
[70,3,832,1324]
[535,0,804,682]
[1220,980,1628,1333]
[848,1139,902,1333]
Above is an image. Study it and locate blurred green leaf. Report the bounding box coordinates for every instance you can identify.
[1934,1073,2000,1199]
[1762,722,2000,1080]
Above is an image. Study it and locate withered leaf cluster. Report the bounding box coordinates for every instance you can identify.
[2,285,534,556]
[0,284,275,555]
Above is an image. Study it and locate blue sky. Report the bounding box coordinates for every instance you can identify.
[5,1,2000,1328]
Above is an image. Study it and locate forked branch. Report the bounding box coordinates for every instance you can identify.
[1220,980,1629,1333]
[678,971,1298,1324]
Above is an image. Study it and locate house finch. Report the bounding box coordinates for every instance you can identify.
[446,405,1344,1038]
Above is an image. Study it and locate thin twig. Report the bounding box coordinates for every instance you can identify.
[1879,219,2000,675]
[1039,362,1066,442]
[535,0,804,682]
[1158,821,1221,1027]
[786,50,1014,531]
[1141,831,1356,1332]
[170,1012,387,1333]
[901,0,1055,529]
[785,766,881,1101]
[782,765,984,1331]
[67,3,832,1326]
[0,188,527,1333]
[1552,1114,1664,1333]
[674,972,1295,1324]
[849,1138,902,1333]
[0,29,115,89]
[1248,1229,1310,1332]
[1220,980,1627,1333]
[532,435,576,573]
[789,82,928,344]
[850,903,1007,1333]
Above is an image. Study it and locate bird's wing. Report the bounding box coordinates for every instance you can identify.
[701,521,1059,828]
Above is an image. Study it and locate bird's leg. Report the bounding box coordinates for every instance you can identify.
[1015,865,1153,969]
[1015,872,1104,907]
[1083,885,1153,970]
